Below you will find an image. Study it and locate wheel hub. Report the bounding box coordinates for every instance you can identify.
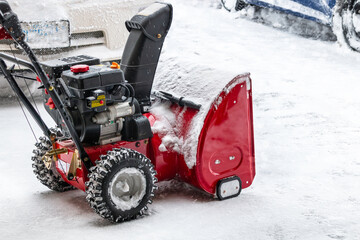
[352,1,360,33]
[108,167,146,211]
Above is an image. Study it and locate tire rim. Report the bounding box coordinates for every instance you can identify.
[108,167,146,211]
[340,0,360,50]
[221,0,237,12]
[351,1,360,33]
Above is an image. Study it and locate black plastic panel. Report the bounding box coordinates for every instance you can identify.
[41,55,100,78]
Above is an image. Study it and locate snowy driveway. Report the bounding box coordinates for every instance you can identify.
[0,0,359,239]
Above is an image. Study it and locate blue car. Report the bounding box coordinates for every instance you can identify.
[222,0,360,51]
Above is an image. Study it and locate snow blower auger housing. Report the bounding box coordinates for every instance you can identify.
[0,1,255,222]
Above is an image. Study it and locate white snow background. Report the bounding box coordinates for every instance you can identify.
[0,0,360,239]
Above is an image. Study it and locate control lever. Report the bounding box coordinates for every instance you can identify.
[153,91,201,110]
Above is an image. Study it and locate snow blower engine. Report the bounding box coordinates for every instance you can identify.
[0,1,255,222]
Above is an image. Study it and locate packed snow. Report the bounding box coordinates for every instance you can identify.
[0,0,360,239]
[108,168,147,211]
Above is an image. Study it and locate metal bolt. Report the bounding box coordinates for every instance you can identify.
[215,159,221,165]
[229,156,235,160]
[157,34,162,38]
[49,133,56,142]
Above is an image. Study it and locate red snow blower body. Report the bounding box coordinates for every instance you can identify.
[55,73,255,196]
[0,0,255,222]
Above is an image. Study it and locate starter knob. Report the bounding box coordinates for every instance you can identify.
[70,64,89,73]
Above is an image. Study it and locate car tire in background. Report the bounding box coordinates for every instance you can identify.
[221,0,247,12]
[333,0,360,51]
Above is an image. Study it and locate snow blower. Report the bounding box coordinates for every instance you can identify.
[0,1,255,222]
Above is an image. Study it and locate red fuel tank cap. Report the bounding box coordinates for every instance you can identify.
[71,64,90,73]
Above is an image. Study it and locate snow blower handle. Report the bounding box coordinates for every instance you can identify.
[0,0,93,171]
[0,59,52,139]
[154,91,202,110]
[0,0,24,40]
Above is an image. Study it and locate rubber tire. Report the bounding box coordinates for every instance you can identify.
[221,0,247,12]
[31,135,73,192]
[235,0,248,11]
[334,0,360,51]
[85,148,157,222]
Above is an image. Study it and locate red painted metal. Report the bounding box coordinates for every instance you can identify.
[194,75,255,193]
[146,113,179,181]
[0,27,12,40]
[55,139,149,191]
[54,74,255,196]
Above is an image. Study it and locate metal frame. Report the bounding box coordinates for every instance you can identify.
[19,39,92,170]
[0,58,51,138]
[0,52,36,73]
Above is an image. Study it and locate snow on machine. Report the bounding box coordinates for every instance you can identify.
[0,0,255,222]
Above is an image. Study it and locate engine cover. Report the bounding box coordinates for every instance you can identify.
[42,56,137,144]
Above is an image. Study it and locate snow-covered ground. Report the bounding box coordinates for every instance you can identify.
[1,0,360,239]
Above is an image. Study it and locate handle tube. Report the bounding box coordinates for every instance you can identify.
[154,91,202,110]
[0,58,51,138]
[16,40,93,170]
[0,1,93,170]
[0,52,36,73]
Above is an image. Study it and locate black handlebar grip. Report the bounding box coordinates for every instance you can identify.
[156,91,202,110]
[0,0,23,40]
[178,97,202,110]
[0,1,11,18]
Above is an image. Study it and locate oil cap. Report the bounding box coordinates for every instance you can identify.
[70,64,90,73]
